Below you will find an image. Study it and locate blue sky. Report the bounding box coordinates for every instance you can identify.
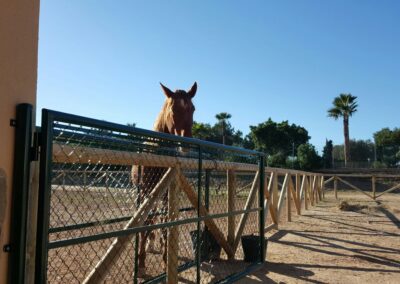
[37,0,400,152]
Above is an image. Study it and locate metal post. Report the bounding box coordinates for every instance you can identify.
[134,166,142,284]
[196,147,202,284]
[259,155,265,263]
[8,104,33,284]
[35,109,55,284]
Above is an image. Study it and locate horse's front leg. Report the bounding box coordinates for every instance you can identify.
[138,231,148,277]
[161,226,168,267]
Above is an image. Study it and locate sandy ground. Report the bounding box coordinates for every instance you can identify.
[237,191,400,284]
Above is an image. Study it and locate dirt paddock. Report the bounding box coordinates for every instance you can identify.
[238,191,400,284]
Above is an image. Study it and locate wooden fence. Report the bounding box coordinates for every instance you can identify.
[322,173,400,200]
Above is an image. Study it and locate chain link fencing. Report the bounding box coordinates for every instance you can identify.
[36,110,265,283]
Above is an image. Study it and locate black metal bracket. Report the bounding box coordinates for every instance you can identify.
[30,131,41,161]
[3,244,11,253]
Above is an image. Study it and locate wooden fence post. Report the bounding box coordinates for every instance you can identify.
[304,175,308,210]
[286,175,291,222]
[167,168,179,284]
[296,174,300,212]
[309,176,314,206]
[372,176,376,200]
[334,176,338,200]
[272,172,279,223]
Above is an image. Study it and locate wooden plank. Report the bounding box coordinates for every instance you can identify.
[267,173,278,225]
[372,176,376,200]
[296,175,304,215]
[296,174,300,207]
[303,175,308,210]
[277,174,289,218]
[167,169,179,284]
[334,176,338,199]
[336,176,373,199]
[272,172,279,224]
[177,172,235,258]
[329,173,400,178]
[265,167,324,176]
[263,173,272,223]
[309,176,314,206]
[227,170,236,259]
[53,144,258,172]
[313,176,319,204]
[321,176,325,199]
[289,176,300,215]
[324,176,334,184]
[286,175,291,222]
[264,223,277,233]
[376,182,400,198]
[233,172,260,252]
[84,168,176,284]
[316,176,322,201]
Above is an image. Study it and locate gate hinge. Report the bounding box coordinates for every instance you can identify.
[30,131,41,161]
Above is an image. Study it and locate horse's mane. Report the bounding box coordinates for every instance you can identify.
[153,98,173,133]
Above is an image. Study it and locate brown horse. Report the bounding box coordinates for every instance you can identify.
[133,82,197,277]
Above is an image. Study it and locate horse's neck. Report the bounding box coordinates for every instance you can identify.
[153,107,171,134]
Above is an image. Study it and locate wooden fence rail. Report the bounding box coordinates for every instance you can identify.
[323,174,400,200]
[48,145,400,283]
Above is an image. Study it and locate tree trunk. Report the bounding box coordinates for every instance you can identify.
[343,116,350,167]
[222,120,226,145]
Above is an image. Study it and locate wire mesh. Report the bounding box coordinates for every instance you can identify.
[41,112,263,283]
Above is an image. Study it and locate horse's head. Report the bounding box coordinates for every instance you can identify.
[158,82,197,137]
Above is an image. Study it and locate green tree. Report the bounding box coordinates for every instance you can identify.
[297,143,322,170]
[373,127,400,167]
[249,118,309,155]
[215,112,232,145]
[267,151,287,168]
[192,122,215,141]
[242,134,255,150]
[192,118,246,147]
[322,139,333,168]
[328,94,358,167]
[333,139,375,167]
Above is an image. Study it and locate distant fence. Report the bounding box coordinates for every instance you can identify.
[322,173,400,200]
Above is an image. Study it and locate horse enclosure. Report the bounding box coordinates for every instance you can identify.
[9,104,399,284]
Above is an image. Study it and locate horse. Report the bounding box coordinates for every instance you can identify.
[132,82,197,277]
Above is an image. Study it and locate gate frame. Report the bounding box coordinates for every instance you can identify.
[34,107,266,284]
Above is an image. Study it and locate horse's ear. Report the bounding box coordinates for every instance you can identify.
[188,82,197,98]
[160,83,174,98]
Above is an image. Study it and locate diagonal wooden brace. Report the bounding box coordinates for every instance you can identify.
[83,168,176,284]
[177,172,235,259]
[233,171,260,252]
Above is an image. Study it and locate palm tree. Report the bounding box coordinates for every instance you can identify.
[215,112,232,145]
[328,94,358,167]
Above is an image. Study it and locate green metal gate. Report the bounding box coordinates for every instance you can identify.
[9,104,266,283]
